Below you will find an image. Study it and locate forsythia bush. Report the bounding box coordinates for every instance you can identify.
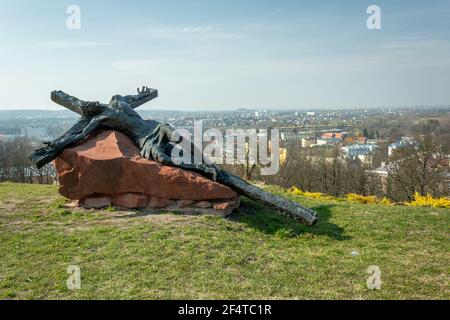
[288,187,392,205]
[345,194,393,205]
[288,186,450,208]
[288,186,305,195]
[288,187,342,201]
[379,198,393,206]
[345,193,378,204]
[407,192,450,209]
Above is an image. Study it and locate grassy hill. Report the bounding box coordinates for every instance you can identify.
[0,182,448,299]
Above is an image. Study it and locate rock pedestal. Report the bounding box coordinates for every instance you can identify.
[54,130,240,216]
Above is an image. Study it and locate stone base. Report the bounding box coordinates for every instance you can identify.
[55,130,238,202]
[71,193,240,217]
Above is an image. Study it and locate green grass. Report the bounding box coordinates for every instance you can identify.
[0,182,448,300]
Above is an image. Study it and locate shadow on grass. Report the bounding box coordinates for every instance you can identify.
[110,197,350,240]
[230,198,351,240]
[113,211,191,221]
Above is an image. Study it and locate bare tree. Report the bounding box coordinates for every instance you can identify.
[388,134,446,201]
[0,138,57,184]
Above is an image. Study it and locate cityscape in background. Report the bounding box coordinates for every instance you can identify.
[1,105,449,202]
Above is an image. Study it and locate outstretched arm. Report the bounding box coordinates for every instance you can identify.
[30,114,106,168]
[51,91,106,118]
[122,86,158,109]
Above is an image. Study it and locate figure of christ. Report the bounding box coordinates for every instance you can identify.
[30,87,318,226]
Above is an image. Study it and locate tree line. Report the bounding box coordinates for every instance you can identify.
[0,138,56,184]
[261,134,448,202]
[1,132,448,203]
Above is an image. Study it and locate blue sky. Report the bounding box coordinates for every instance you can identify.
[0,0,449,110]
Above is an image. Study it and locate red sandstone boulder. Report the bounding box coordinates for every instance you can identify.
[112,193,147,208]
[194,201,212,209]
[82,197,111,209]
[55,130,238,206]
[214,199,239,211]
[148,197,173,209]
[177,200,194,208]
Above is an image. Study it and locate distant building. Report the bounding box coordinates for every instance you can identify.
[316,137,341,146]
[371,162,391,177]
[341,144,378,165]
[367,138,388,145]
[321,132,348,140]
[388,136,417,157]
[344,136,367,145]
[301,136,317,147]
[371,156,450,193]
[281,132,300,141]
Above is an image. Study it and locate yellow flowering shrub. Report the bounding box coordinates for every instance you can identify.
[345,193,378,204]
[379,198,393,206]
[288,186,303,195]
[288,187,341,202]
[288,187,391,205]
[407,193,450,209]
[289,187,449,208]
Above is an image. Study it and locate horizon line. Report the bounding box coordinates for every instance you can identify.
[0,105,450,113]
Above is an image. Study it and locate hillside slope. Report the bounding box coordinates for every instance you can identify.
[0,182,448,299]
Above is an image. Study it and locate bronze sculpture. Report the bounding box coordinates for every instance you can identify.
[30,87,318,226]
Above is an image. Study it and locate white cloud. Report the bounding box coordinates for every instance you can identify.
[183,26,214,33]
[377,39,450,51]
[143,25,250,41]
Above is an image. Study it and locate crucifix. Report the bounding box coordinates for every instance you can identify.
[30,86,318,226]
